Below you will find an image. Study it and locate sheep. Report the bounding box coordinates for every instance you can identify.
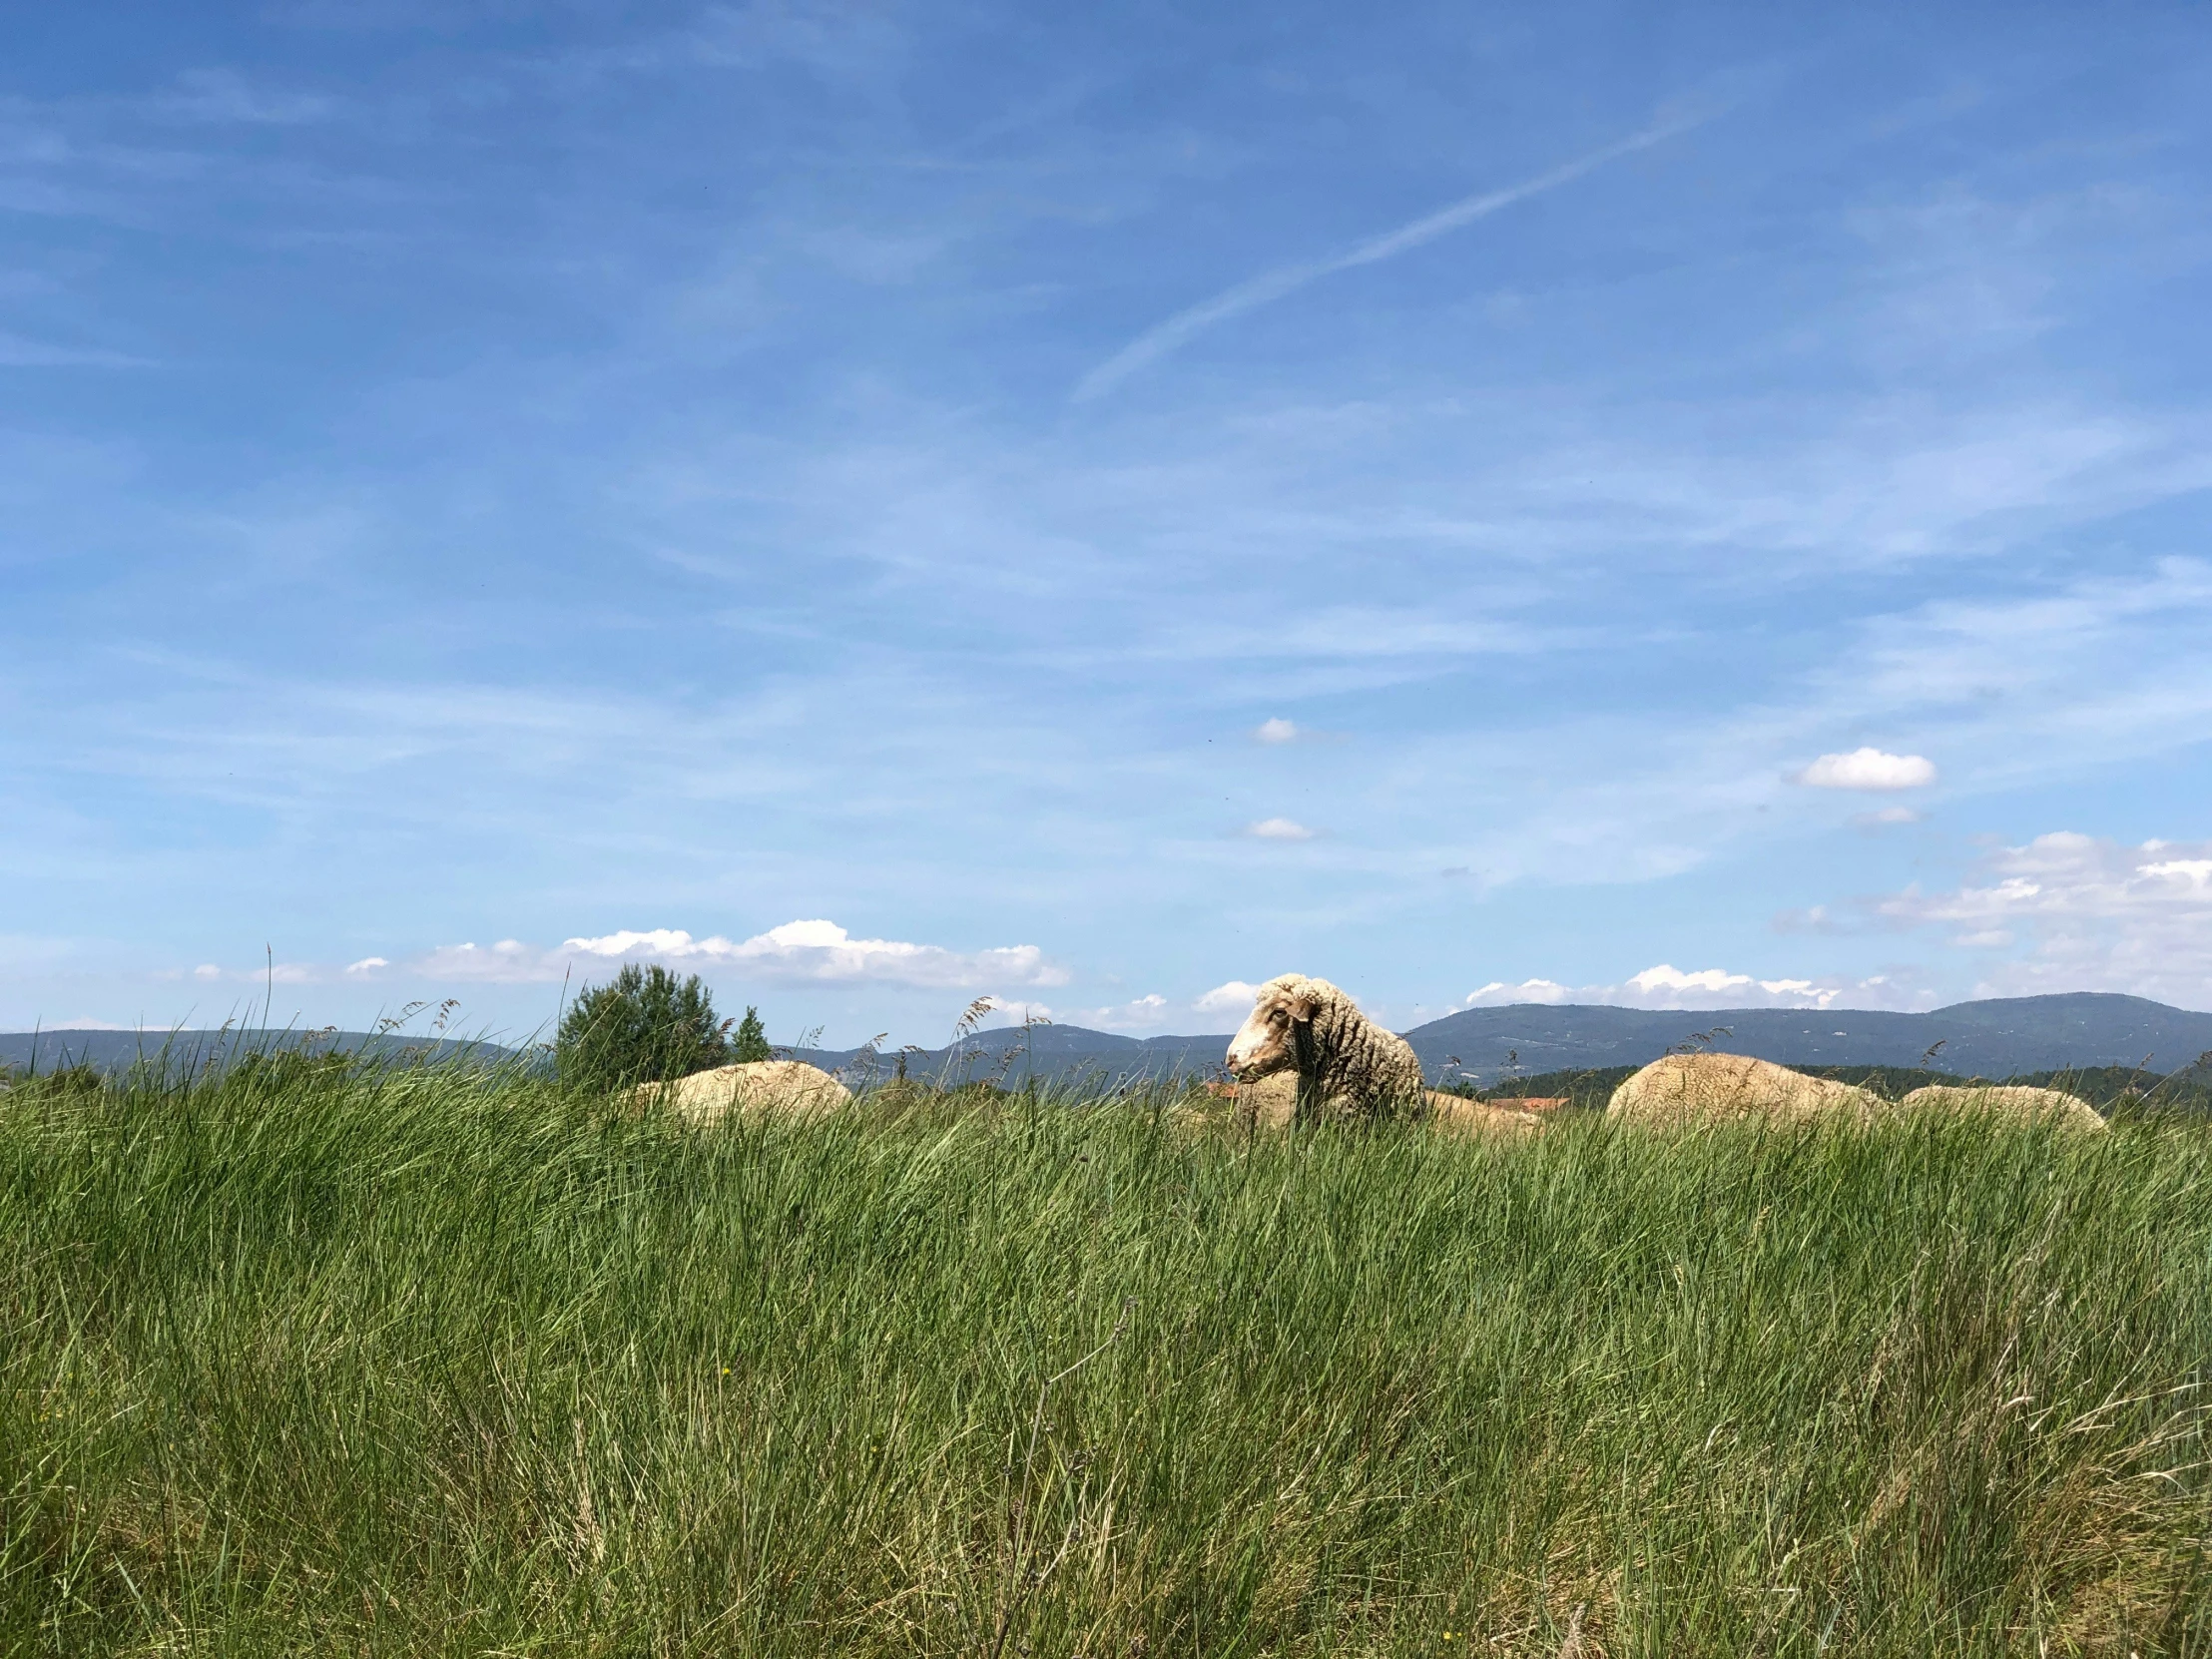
[633,1059,851,1127]
[1207,1072,1301,1130]
[1425,1092,1545,1138]
[1205,1072,1538,1137]
[1897,1083,2106,1132]
[1607,1052,1879,1129]
[1224,974,1428,1125]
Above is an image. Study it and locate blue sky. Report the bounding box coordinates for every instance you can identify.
[6,1,2212,1045]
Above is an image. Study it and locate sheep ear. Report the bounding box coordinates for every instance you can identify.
[1286,993,1319,1022]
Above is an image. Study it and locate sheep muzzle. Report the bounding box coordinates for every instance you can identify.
[1225,1004,1296,1079]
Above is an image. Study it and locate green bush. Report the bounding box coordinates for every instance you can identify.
[732,1003,771,1062]
[28,1061,105,1101]
[555,963,731,1094]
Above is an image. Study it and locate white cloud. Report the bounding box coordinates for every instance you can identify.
[2147,856,2212,886]
[1098,992,1167,1027]
[344,956,389,975]
[182,960,320,985]
[565,928,703,957]
[413,940,545,982]
[404,920,1067,989]
[1628,963,1753,995]
[944,988,1272,1037]
[1794,748,1937,790]
[575,920,1066,987]
[968,995,1058,1026]
[1461,978,1573,1006]
[1246,818,1315,840]
[991,987,1268,1034]
[1452,966,1917,1012]
[1855,806,1924,827]
[1049,993,1171,1031]
[1611,965,1892,1009]
[1878,831,2212,1005]
[1194,980,1261,1014]
[1254,718,1299,744]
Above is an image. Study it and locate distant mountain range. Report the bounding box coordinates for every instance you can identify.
[1393,993,2212,1085]
[795,1025,1235,1090]
[797,992,2212,1089]
[0,1028,508,1076]
[9,992,2210,1088]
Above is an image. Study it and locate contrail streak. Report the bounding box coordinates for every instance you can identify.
[1073,110,1710,402]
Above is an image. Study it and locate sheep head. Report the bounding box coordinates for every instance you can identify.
[1225,975,1321,1079]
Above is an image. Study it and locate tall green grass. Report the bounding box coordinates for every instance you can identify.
[1,1061,2207,1655]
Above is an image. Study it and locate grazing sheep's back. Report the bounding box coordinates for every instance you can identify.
[634,1060,852,1126]
[1210,1073,1300,1129]
[1898,1083,2106,1131]
[1426,1092,1544,1138]
[1608,1053,1876,1129]
[1212,1079,1538,1136]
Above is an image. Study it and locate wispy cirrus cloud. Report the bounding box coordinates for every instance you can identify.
[9,7,2212,1043]
[0,332,153,368]
[1879,832,2212,1005]
[158,68,335,126]
[1074,109,1714,401]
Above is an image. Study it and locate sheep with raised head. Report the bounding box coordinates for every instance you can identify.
[1224,974,1427,1125]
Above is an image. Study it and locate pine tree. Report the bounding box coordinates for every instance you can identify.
[731,1006,772,1063]
[556,964,730,1095]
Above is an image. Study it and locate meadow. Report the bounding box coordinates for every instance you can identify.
[1,1058,2208,1656]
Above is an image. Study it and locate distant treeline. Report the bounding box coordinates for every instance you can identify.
[0,1031,523,1088]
